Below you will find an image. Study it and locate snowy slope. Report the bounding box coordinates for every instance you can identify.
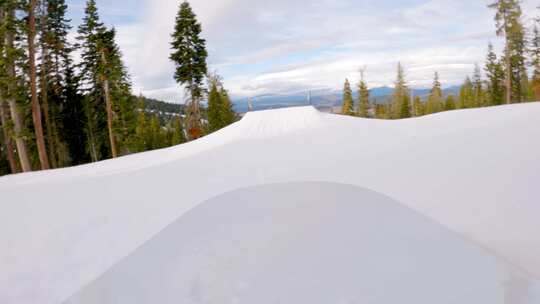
[1,103,540,304]
[66,182,540,304]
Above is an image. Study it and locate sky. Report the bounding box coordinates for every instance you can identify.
[66,0,540,103]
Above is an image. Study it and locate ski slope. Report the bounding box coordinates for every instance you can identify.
[1,103,540,304]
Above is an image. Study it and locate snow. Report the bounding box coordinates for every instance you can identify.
[1,103,540,304]
[65,182,540,304]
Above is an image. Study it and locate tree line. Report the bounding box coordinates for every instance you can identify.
[341,0,539,119]
[0,0,237,176]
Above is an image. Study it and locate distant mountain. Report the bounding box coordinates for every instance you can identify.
[232,86,461,113]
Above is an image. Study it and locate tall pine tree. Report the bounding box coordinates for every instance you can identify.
[341,79,354,115]
[485,42,505,105]
[357,71,370,118]
[391,62,409,119]
[170,1,208,140]
[28,0,50,169]
[0,1,32,171]
[489,0,527,103]
[77,0,133,160]
[530,24,540,101]
[472,63,484,107]
[459,77,474,109]
[426,72,443,114]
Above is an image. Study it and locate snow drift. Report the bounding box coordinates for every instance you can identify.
[1,103,540,304]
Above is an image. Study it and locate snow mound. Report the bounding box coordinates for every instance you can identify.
[66,182,540,304]
[231,106,324,138]
[1,103,540,304]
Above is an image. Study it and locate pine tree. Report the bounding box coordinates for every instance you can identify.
[133,98,149,152]
[0,99,18,173]
[341,79,354,115]
[207,74,223,132]
[0,2,32,172]
[76,0,107,161]
[472,63,484,107]
[489,0,527,103]
[219,87,237,126]
[374,103,385,119]
[96,27,134,157]
[444,95,457,111]
[170,1,208,140]
[0,6,18,173]
[459,77,474,109]
[60,57,88,164]
[391,62,409,119]
[170,116,186,146]
[400,94,411,118]
[530,24,540,101]
[28,0,50,169]
[77,1,134,160]
[39,0,74,167]
[413,96,425,116]
[207,73,236,133]
[485,42,505,105]
[357,74,370,118]
[426,72,443,114]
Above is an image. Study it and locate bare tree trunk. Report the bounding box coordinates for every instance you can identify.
[28,0,50,170]
[504,18,512,104]
[5,11,32,172]
[186,84,202,141]
[505,45,512,104]
[99,51,118,158]
[0,100,19,173]
[0,9,17,173]
[39,0,57,168]
[102,77,118,158]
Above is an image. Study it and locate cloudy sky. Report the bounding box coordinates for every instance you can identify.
[66,0,539,103]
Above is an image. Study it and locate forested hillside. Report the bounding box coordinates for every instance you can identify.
[0,0,237,177]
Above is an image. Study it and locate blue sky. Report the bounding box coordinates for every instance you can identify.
[66,0,540,103]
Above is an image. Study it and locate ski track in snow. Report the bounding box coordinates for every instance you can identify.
[1,103,540,304]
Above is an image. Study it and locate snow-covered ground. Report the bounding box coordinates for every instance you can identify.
[1,103,540,304]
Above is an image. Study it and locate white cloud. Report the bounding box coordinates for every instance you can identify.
[107,0,540,102]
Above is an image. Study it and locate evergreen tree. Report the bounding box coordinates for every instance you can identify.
[0,99,18,173]
[39,0,75,167]
[413,96,425,117]
[444,95,457,111]
[459,77,474,109]
[219,87,237,126]
[207,73,237,133]
[472,63,484,107]
[0,6,18,173]
[391,62,409,119]
[489,0,527,103]
[357,77,370,118]
[400,94,411,118]
[374,103,388,119]
[77,0,134,160]
[97,27,134,156]
[341,78,354,115]
[0,1,32,172]
[28,0,50,170]
[207,74,223,132]
[170,1,208,140]
[485,42,505,105]
[170,116,185,146]
[426,72,443,114]
[76,0,107,161]
[530,24,540,101]
[60,57,88,164]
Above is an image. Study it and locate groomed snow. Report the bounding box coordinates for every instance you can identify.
[1,103,540,304]
[66,182,540,304]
